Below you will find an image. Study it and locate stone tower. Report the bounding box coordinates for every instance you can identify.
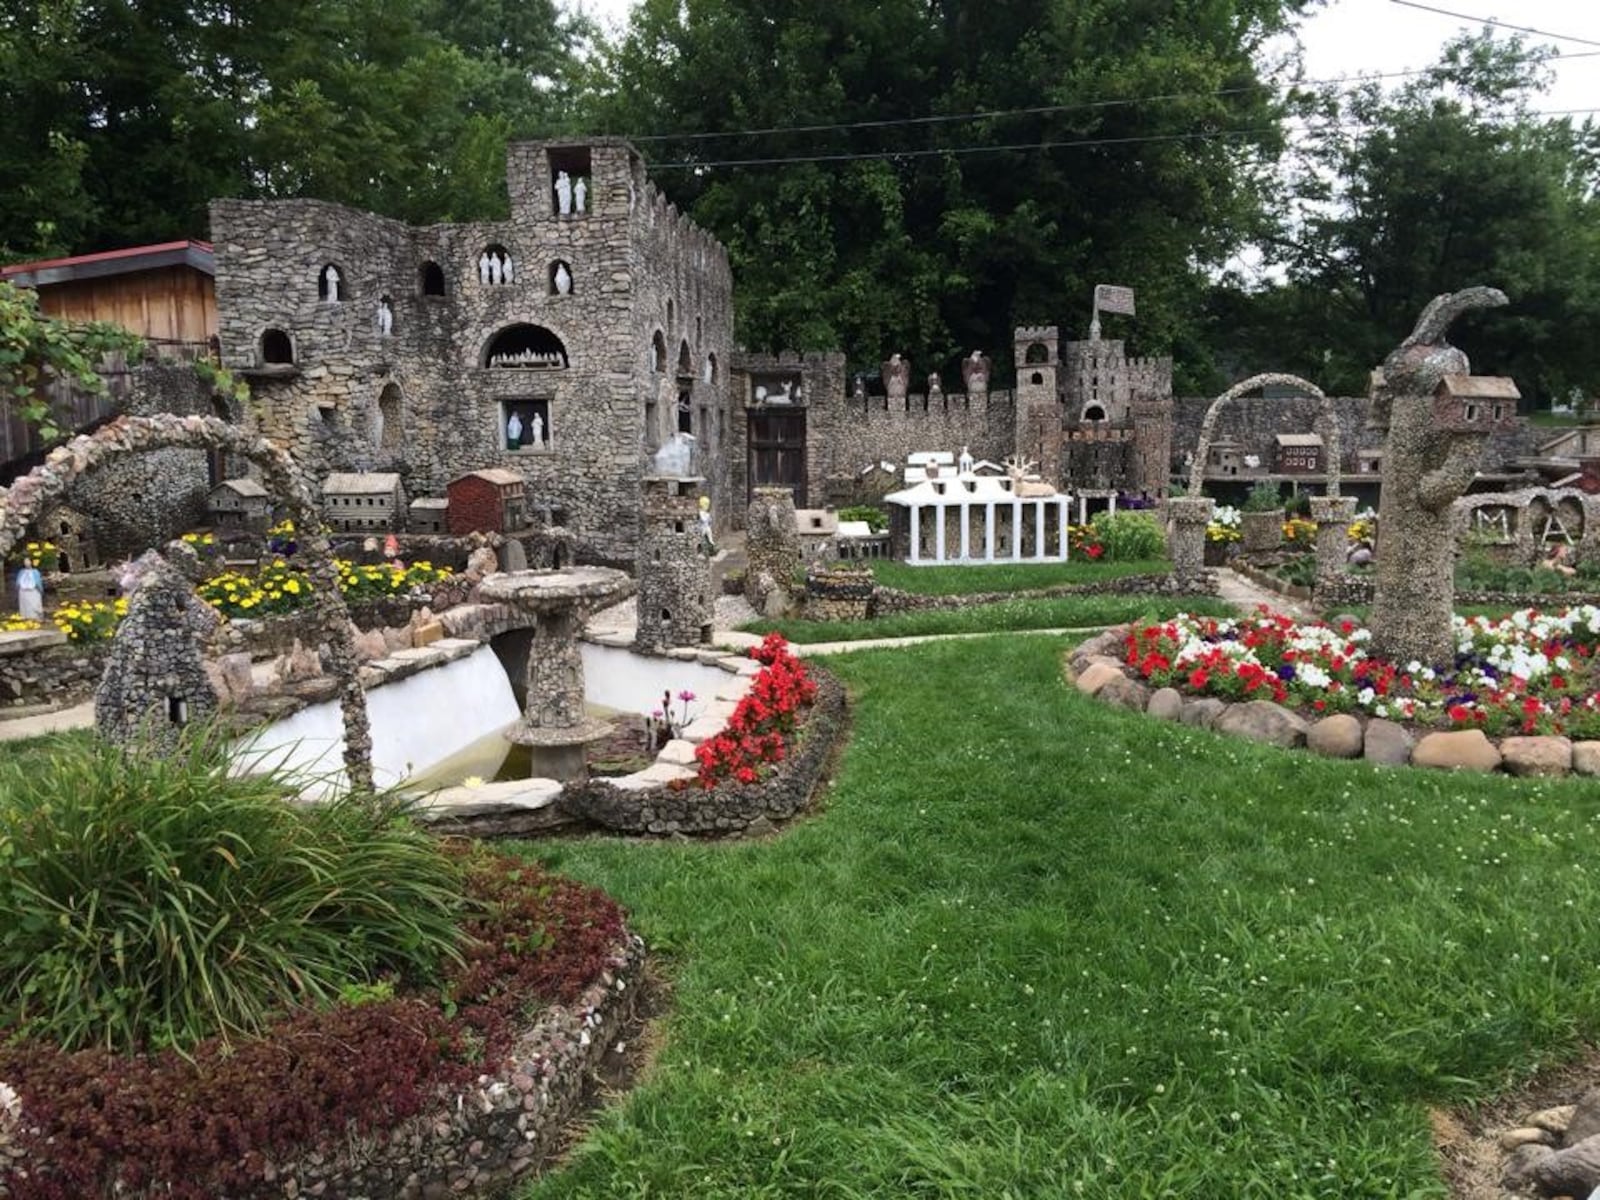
[634,475,713,653]
[1129,390,1175,499]
[1014,326,1063,483]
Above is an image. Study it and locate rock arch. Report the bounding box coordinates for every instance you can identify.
[0,414,374,793]
[1187,373,1341,498]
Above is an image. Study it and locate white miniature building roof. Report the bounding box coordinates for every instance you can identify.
[213,477,268,498]
[886,475,1048,507]
[1275,433,1324,448]
[907,451,956,466]
[795,508,839,535]
[459,468,523,487]
[410,497,449,510]
[836,520,874,538]
[324,472,400,495]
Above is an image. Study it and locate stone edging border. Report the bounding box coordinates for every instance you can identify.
[868,571,1214,616]
[1065,625,1600,778]
[0,927,645,1199]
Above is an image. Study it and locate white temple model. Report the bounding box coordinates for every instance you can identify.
[884,451,1071,565]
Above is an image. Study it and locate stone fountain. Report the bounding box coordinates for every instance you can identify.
[477,566,630,781]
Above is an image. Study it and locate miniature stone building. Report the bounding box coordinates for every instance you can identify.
[35,503,101,573]
[210,138,735,563]
[633,475,712,652]
[322,472,401,534]
[95,553,219,753]
[207,476,271,532]
[1274,433,1323,475]
[408,496,450,535]
[1209,438,1246,478]
[447,468,528,536]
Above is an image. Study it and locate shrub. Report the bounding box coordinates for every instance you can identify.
[1088,510,1166,561]
[837,504,889,533]
[1241,479,1283,512]
[0,732,465,1052]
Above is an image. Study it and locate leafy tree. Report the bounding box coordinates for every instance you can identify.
[1209,34,1600,405]
[0,280,144,441]
[587,0,1313,384]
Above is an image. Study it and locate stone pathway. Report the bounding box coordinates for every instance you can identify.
[0,699,95,743]
[1214,567,1319,622]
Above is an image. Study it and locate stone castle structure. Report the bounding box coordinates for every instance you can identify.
[210,138,734,562]
[633,475,712,652]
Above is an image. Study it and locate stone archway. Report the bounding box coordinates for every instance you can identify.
[1187,372,1342,498]
[0,413,375,793]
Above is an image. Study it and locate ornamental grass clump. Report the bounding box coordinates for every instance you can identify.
[0,732,464,1053]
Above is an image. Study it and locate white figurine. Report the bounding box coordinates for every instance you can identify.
[555,170,573,215]
[479,251,492,284]
[506,411,523,449]
[530,412,545,445]
[487,253,502,285]
[15,564,43,621]
[376,299,393,335]
[501,254,513,284]
[573,176,587,213]
[553,262,572,295]
[321,264,341,302]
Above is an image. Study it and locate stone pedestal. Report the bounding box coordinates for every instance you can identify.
[478,567,629,781]
[1240,510,1284,554]
[1310,495,1358,600]
[1168,497,1215,590]
[745,487,802,612]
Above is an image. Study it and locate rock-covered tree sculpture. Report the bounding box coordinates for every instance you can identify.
[1370,286,1514,665]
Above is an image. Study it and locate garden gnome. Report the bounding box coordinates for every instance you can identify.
[14,563,43,620]
[383,533,401,564]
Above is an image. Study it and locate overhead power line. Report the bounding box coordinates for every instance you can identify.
[626,51,1600,145]
[644,106,1600,170]
[1388,0,1600,48]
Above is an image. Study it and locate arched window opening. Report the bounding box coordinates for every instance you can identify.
[477,244,514,286]
[549,260,574,295]
[1024,342,1049,364]
[260,329,294,365]
[677,340,693,377]
[420,261,446,296]
[483,323,568,369]
[704,352,718,384]
[651,331,667,373]
[1030,371,1044,385]
[677,388,693,434]
[1083,404,1107,422]
[376,383,402,450]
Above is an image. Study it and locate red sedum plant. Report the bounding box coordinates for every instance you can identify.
[693,633,818,787]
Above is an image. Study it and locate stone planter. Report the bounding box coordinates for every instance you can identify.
[1203,539,1230,567]
[1167,496,1215,590]
[1240,510,1284,554]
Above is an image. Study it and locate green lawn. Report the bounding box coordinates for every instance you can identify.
[871,557,1169,596]
[742,593,1232,644]
[520,635,1600,1198]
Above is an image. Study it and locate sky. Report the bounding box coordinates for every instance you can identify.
[563,0,1600,118]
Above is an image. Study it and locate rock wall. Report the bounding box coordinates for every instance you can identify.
[0,636,109,708]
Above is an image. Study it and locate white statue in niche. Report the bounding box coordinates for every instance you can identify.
[553,262,572,295]
[574,177,587,213]
[479,252,492,284]
[321,265,341,302]
[530,412,545,445]
[488,254,502,285]
[376,299,393,335]
[506,411,523,449]
[501,254,514,284]
[555,170,573,215]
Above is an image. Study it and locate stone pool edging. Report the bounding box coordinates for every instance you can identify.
[0,928,645,1200]
[1066,626,1600,778]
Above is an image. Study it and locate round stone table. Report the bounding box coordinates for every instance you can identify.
[477,566,630,780]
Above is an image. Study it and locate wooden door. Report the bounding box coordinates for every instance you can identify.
[748,409,807,507]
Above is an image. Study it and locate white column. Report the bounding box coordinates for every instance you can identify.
[1034,502,1046,560]
[935,504,947,563]
[959,503,971,561]
[1012,500,1023,560]
[909,507,921,563]
[1078,495,1088,525]
[1109,492,1118,515]
[1057,499,1069,560]
[984,502,996,561]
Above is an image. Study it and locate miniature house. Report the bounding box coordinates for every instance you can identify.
[207,477,271,532]
[1433,375,1521,434]
[1274,433,1324,475]
[322,472,402,534]
[447,468,528,536]
[408,497,450,535]
[1208,438,1245,478]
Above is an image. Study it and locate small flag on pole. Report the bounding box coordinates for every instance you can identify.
[1095,284,1136,316]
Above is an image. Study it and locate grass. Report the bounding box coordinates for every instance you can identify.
[870,557,1169,596]
[516,634,1600,1198]
[741,593,1233,644]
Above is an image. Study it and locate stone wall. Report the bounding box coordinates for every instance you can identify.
[867,570,1216,616]
[211,138,735,564]
[0,635,109,708]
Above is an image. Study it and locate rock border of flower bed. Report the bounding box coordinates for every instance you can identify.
[0,926,645,1200]
[867,571,1214,616]
[1065,626,1600,778]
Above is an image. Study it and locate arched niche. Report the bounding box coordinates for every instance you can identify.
[375,382,403,450]
[419,261,446,296]
[677,339,693,377]
[317,263,346,302]
[260,328,295,365]
[1030,371,1044,386]
[1187,372,1341,497]
[1024,342,1049,364]
[1082,404,1107,422]
[704,352,718,384]
[477,244,514,286]
[651,331,667,373]
[549,260,574,296]
[482,323,568,369]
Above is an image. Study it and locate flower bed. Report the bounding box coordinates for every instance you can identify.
[1123,606,1600,736]
[0,850,641,1200]
[693,633,818,787]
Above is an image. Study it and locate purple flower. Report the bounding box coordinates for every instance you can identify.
[678,690,696,703]
[652,709,665,720]
[1276,664,1296,681]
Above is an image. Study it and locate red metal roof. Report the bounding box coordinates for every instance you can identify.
[1,240,214,285]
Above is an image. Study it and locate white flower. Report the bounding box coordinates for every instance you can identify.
[0,1081,20,1130]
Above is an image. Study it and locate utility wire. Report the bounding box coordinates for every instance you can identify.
[1388,0,1600,48]
[645,107,1600,170]
[626,51,1600,145]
